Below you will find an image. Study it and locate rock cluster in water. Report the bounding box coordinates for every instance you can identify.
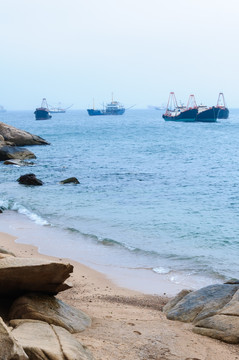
[0,249,94,359]
[0,122,49,161]
[163,282,239,343]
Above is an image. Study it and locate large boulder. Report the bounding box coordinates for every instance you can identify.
[9,293,91,333]
[164,284,239,323]
[0,317,28,359]
[0,257,73,295]
[10,319,94,360]
[17,173,43,186]
[60,177,80,184]
[0,144,36,161]
[0,122,49,146]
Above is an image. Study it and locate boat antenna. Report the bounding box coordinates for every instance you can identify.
[186,94,197,109]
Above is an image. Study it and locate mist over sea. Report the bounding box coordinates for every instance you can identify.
[1,109,239,293]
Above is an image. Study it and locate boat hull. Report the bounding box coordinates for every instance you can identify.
[87,108,125,116]
[217,107,229,119]
[162,108,198,122]
[34,109,52,120]
[196,107,219,122]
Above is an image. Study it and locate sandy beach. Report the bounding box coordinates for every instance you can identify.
[0,219,238,359]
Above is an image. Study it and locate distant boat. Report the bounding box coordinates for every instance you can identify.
[49,102,73,114]
[196,105,220,122]
[148,105,165,110]
[216,93,229,119]
[162,92,198,122]
[87,94,125,116]
[0,106,6,113]
[34,98,52,120]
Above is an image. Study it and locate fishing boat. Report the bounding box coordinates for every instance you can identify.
[216,93,229,119]
[87,95,125,116]
[34,98,52,120]
[49,102,73,114]
[196,105,220,122]
[162,92,198,122]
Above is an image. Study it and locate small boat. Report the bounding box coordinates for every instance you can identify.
[162,92,198,122]
[34,98,52,120]
[87,95,125,116]
[196,105,220,122]
[49,102,73,114]
[0,105,6,113]
[216,93,229,119]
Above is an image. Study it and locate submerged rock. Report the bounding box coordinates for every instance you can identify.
[60,177,80,184]
[0,122,49,146]
[10,293,91,333]
[17,173,43,186]
[4,159,34,166]
[0,144,36,161]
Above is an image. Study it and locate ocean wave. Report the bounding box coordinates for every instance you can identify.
[0,199,50,226]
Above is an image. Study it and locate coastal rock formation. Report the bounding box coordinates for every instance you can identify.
[17,173,43,186]
[60,177,80,184]
[10,319,94,360]
[0,317,28,359]
[4,159,34,166]
[0,122,49,146]
[163,283,239,343]
[0,144,36,161]
[0,257,73,295]
[9,293,92,333]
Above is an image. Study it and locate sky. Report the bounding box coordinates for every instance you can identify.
[1,0,239,110]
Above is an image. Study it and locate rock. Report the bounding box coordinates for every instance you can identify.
[0,144,36,161]
[10,293,91,333]
[10,319,94,360]
[164,284,239,323]
[0,122,49,146]
[17,173,43,186]
[4,159,34,166]
[0,257,73,295]
[193,314,239,343]
[60,177,80,184]
[0,317,28,359]
[163,289,192,314]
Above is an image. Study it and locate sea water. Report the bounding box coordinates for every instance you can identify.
[0,109,239,294]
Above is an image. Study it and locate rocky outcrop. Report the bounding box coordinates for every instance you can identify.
[10,319,94,360]
[17,173,43,186]
[0,122,49,146]
[60,177,80,184]
[163,283,239,343]
[4,159,34,166]
[0,257,73,295]
[0,143,36,161]
[0,317,28,359]
[9,293,91,333]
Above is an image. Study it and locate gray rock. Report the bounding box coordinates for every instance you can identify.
[0,317,28,359]
[60,177,80,184]
[0,144,36,161]
[10,319,94,360]
[0,122,49,146]
[164,284,239,323]
[17,173,43,186]
[193,314,239,343]
[4,159,34,166]
[9,293,91,333]
[0,257,73,295]
[163,289,192,314]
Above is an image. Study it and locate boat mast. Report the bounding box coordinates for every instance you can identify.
[187,94,197,109]
[41,98,49,109]
[217,93,226,108]
[166,92,178,113]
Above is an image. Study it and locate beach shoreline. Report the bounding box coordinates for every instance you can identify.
[0,212,239,359]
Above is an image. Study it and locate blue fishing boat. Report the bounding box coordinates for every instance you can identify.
[196,106,220,122]
[87,95,125,116]
[162,93,198,122]
[34,98,52,120]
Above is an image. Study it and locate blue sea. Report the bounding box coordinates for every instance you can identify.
[0,109,239,295]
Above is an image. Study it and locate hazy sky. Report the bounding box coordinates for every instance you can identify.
[1,0,239,110]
